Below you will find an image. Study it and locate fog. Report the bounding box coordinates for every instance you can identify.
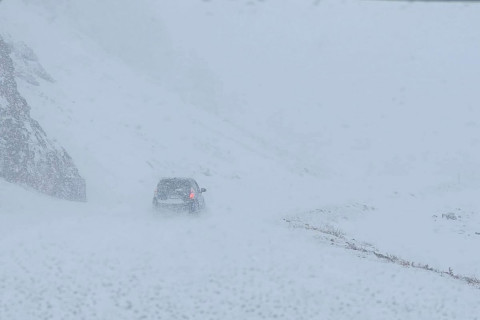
[1,0,480,319]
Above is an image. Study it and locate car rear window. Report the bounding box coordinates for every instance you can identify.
[158,179,191,197]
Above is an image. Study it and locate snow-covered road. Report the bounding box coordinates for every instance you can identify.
[1,182,479,320]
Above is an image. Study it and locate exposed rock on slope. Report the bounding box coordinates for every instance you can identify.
[0,36,86,201]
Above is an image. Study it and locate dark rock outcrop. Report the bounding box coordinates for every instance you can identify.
[0,35,86,201]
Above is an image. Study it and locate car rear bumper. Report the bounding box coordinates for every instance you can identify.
[153,198,194,212]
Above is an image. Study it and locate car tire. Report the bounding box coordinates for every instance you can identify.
[189,200,199,213]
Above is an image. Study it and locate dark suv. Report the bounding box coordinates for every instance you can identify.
[152,178,206,213]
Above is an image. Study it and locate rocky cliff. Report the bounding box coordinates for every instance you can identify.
[0,36,86,201]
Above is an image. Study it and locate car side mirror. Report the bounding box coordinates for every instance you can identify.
[201,188,207,193]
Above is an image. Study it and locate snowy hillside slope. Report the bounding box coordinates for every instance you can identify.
[0,0,315,210]
[1,0,480,319]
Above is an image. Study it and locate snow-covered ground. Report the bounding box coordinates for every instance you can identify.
[1,0,480,319]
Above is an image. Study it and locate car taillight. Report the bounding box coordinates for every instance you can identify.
[189,188,195,199]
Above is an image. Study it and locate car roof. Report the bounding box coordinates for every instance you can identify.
[157,177,196,184]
